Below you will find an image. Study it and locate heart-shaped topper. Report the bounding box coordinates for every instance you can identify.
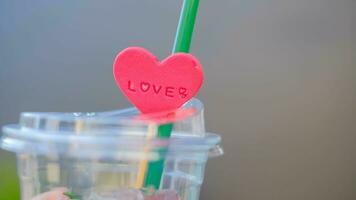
[113,47,204,114]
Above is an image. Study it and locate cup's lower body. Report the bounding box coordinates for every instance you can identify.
[17,153,208,200]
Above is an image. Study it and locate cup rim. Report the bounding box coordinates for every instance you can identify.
[0,98,223,160]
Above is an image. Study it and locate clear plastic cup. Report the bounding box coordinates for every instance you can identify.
[1,98,222,200]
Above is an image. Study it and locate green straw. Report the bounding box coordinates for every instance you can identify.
[172,0,200,54]
[143,0,200,189]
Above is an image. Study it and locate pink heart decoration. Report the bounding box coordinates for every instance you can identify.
[113,47,204,114]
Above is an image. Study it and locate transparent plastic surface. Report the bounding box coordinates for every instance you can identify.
[1,99,222,200]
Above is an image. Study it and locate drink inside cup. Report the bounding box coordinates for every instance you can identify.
[1,99,222,200]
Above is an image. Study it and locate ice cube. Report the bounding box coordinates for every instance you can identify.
[144,190,180,200]
[113,188,144,200]
[87,188,144,200]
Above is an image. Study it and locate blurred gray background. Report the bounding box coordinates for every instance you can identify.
[0,0,355,199]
